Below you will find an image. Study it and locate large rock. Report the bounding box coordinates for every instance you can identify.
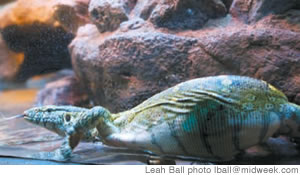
[88,0,229,31]
[36,75,90,107]
[254,9,300,33]
[1,23,74,81]
[230,0,300,23]
[0,0,90,81]
[0,36,24,81]
[70,21,300,113]
[89,0,132,33]
[70,24,201,112]
[0,0,90,33]
[133,0,228,30]
[199,27,300,103]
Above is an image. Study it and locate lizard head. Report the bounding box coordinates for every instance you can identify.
[23,105,88,136]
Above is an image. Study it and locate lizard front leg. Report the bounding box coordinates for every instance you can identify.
[29,132,81,161]
[23,105,116,161]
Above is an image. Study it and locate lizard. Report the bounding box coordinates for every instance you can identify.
[21,75,300,163]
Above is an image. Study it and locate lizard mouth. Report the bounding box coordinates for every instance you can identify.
[23,114,37,123]
[20,114,30,120]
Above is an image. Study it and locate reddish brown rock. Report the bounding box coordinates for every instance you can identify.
[70,21,300,112]
[198,27,300,103]
[133,0,228,30]
[254,9,300,32]
[68,0,300,113]
[88,0,132,33]
[88,0,229,31]
[230,0,300,23]
[0,0,90,81]
[70,24,200,112]
[36,75,90,107]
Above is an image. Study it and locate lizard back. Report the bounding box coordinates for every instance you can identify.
[108,75,288,161]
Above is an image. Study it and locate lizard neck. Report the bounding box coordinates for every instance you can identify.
[75,106,121,141]
[111,110,134,128]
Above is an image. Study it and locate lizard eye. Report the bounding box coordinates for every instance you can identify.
[65,114,71,122]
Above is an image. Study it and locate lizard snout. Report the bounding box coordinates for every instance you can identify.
[22,114,29,120]
[22,108,40,123]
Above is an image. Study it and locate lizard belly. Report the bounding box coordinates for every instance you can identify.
[107,110,281,161]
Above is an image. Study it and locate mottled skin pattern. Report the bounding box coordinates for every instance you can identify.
[23,75,300,162]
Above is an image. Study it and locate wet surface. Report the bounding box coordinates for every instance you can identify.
[0,81,150,164]
[0,157,79,165]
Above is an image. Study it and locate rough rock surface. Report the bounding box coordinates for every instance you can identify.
[88,0,230,31]
[69,0,300,113]
[2,23,74,81]
[36,75,89,107]
[230,0,300,23]
[198,27,300,103]
[0,36,24,81]
[134,0,228,30]
[254,9,300,33]
[89,0,130,33]
[70,23,300,112]
[0,0,90,81]
[70,24,201,111]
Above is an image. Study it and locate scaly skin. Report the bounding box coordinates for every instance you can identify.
[23,75,300,162]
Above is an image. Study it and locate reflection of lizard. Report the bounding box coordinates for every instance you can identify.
[22,75,300,163]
